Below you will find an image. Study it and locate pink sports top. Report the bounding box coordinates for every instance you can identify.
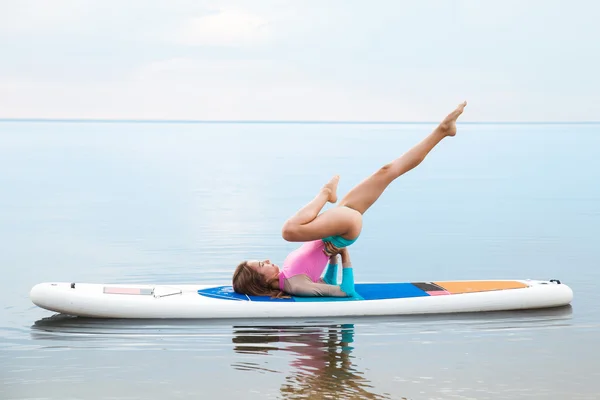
[278,240,347,297]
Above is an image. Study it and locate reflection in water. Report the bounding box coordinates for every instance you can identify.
[226,307,573,399]
[232,323,396,400]
[27,307,575,400]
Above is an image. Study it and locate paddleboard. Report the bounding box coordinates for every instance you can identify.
[29,279,573,319]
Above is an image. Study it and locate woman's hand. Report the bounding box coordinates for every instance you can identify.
[323,241,342,257]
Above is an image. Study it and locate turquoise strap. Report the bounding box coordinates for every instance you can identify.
[322,235,358,248]
[340,267,357,297]
[323,262,338,285]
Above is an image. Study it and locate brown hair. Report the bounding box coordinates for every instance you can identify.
[232,261,289,298]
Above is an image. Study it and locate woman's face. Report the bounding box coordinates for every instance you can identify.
[247,259,280,280]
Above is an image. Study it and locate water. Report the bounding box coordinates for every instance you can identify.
[1,121,599,399]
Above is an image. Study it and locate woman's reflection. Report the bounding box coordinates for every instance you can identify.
[232,323,394,400]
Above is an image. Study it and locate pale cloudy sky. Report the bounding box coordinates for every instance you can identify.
[0,0,598,121]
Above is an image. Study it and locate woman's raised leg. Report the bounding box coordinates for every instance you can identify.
[281,101,467,243]
[281,176,363,242]
[283,175,339,226]
[338,101,467,214]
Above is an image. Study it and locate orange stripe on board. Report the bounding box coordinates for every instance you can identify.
[433,280,528,294]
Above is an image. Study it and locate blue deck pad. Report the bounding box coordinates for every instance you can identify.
[292,294,362,302]
[198,282,429,302]
[355,282,429,300]
[197,286,295,302]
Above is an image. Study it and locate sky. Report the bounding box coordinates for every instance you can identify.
[0,0,598,121]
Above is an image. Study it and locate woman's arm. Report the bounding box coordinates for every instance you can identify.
[285,249,357,297]
[339,248,357,297]
[285,276,350,297]
[320,254,339,284]
[340,248,351,268]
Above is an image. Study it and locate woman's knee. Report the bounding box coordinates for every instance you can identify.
[281,221,301,242]
[281,207,361,242]
[376,162,399,180]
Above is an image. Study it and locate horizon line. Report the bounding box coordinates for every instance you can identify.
[0,118,599,125]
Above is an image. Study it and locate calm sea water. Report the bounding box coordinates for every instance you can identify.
[1,121,599,400]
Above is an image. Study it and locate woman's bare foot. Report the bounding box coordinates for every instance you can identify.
[437,101,467,137]
[322,175,340,203]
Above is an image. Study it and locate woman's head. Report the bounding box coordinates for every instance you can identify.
[232,259,284,297]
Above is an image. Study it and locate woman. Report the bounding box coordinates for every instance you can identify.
[232,101,467,298]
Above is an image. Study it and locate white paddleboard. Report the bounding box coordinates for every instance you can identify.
[29,279,573,319]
